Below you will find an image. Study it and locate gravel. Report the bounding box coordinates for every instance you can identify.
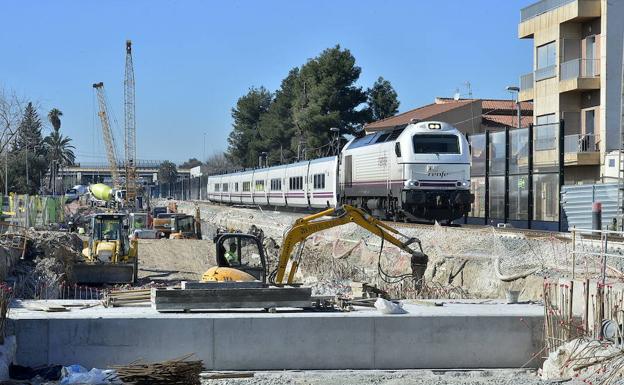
[200,369,584,385]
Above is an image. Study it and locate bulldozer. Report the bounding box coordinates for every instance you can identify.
[73,213,139,284]
[201,205,428,287]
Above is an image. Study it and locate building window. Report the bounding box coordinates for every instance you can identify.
[537,41,556,69]
[536,41,557,81]
[235,182,239,192]
[313,174,325,189]
[214,183,220,192]
[289,176,303,190]
[242,182,251,192]
[270,178,282,191]
[222,183,228,192]
[535,114,557,151]
[255,180,265,191]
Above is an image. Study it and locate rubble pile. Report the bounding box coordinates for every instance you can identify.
[10,231,83,299]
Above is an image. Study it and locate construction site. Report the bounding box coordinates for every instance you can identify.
[3,0,624,384]
[0,191,621,385]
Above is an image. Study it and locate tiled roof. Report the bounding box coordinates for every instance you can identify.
[482,114,533,127]
[481,99,533,112]
[364,100,474,130]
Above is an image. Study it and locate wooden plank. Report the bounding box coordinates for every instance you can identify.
[151,287,312,311]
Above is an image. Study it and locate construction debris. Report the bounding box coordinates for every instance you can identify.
[110,355,203,385]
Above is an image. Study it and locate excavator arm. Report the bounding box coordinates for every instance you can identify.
[274,205,428,285]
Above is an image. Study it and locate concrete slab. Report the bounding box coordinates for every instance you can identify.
[8,300,544,370]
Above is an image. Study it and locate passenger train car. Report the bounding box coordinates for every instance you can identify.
[207,121,472,222]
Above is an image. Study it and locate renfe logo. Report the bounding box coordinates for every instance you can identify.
[426,165,448,178]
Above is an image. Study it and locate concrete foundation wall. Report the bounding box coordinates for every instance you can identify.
[10,301,544,370]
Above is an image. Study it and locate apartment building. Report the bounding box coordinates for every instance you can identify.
[518,0,624,184]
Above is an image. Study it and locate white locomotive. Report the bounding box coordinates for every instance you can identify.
[207,121,472,222]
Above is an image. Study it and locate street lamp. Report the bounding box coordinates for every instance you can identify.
[330,127,340,156]
[506,86,521,129]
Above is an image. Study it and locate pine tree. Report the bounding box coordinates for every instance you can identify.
[227,87,272,167]
[8,102,48,194]
[367,77,400,122]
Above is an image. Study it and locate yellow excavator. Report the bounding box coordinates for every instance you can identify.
[202,205,428,287]
[73,213,139,284]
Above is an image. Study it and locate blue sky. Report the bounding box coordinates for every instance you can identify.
[0,0,534,164]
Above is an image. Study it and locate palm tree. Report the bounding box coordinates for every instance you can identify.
[47,108,63,132]
[44,130,75,194]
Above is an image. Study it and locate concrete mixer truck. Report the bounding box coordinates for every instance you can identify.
[88,183,126,208]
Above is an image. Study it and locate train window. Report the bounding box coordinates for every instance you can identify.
[375,133,391,143]
[255,180,265,191]
[413,134,459,154]
[215,183,220,192]
[270,178,282,191]
[313,174,325,189]
[242,182,251,192]
[289,176,303,190]
[395,142,402,157]
[234,183,239,192]
[222,183,229,192]
[387,128,404,141]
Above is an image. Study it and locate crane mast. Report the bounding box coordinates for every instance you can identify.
[124,40,137,206]
[92,82,121,188]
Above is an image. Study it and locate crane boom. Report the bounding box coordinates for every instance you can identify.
[92,82,121,187]
[124,40,137,205]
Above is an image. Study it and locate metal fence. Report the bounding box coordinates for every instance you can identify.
[466,121,564,231]
[561,183,618,231]
[3,194,66,229]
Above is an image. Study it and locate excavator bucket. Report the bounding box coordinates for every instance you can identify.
[72,262,137,285]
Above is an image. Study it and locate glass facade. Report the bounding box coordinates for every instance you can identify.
[509,175,529,220]
[470,177,486,218]
[488,176,505,220]
[489,131,506,176]
[467,122,561,229]
[470,134,486,176]
[533,173,559,222]
[509,128,529,175]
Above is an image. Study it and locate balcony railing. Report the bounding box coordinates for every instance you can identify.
[564,134,597,153]
[560,58,599,80]
[521,0,575,22]
[535,65,557,81]
[520,72,534,91]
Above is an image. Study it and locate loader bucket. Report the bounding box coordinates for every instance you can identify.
[72,262,137,285]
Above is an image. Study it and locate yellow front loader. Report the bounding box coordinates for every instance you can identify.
[73,213,139,284]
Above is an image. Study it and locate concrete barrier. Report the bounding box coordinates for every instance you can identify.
[9,300,543,369]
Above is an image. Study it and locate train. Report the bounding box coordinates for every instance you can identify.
[206,121,473,222]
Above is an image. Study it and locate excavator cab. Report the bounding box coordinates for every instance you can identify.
[202,232,267,283]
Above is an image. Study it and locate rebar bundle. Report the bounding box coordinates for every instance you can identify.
[110,355,203,385]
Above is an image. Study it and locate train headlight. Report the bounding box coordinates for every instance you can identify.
[409,181,419,187]
[428,123,442,130]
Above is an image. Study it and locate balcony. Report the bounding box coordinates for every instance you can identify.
[519,72,534,101]
[535,65,557,82]
[519,0,601,39]
[559,58,600,92]
[564,134,600,166]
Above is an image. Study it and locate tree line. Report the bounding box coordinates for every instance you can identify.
[226,45,400,168]
[0,89,75,195]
